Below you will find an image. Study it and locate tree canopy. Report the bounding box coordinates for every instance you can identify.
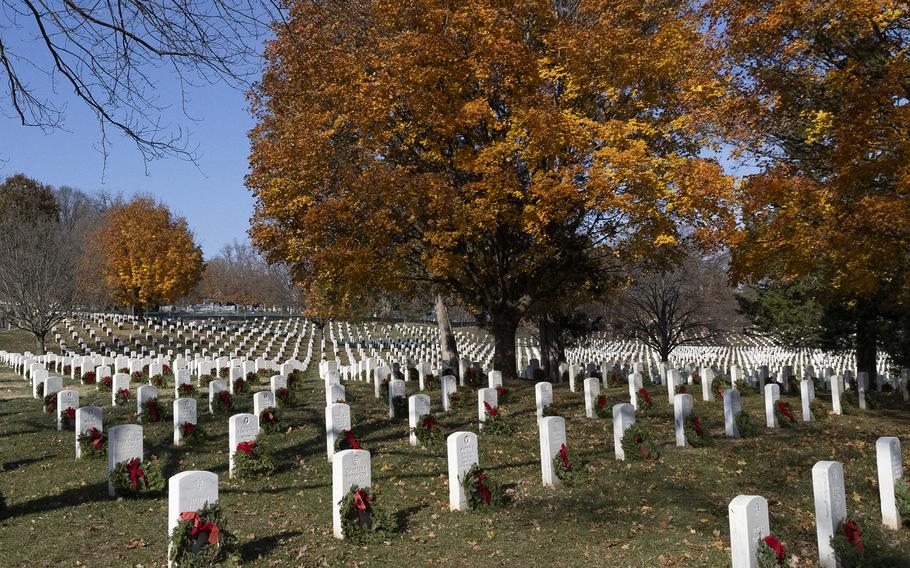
[88,195,204,312]
[248,0,735,377]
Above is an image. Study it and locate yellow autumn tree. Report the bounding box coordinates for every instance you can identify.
[248,0,735,378]
[90,195,204,313]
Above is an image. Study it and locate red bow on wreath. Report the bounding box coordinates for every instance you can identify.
[63,407,76,420]
[843,520,865,554]
[597,394,606,408]
[263,410,276,423]
[182,422,195,436]
[127,458,145,489]
[237,441,256,456]
[484,401,498,418]
[89,427,104,449]
[118,388,130,401]
[776,401,795,422]
[220,391,232,408]
[474,469,492,504]
[638,388,652,404]
[353,489,371,511]
[146,398,159,422]
[422,416,436,429]
[691,416,704,436]
[495,386,505,397]
[278,388,289,400]
[179,511,221,545]
[345,430,361,450]
[763,535,786,563]
[558,443,572,470]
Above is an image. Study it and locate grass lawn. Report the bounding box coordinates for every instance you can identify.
[1,332,909,567]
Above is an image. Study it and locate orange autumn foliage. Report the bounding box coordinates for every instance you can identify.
[247,0,735,374]
[89,195,204,310]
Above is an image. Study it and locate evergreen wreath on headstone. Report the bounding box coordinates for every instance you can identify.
[232,440,276,480]
[461,464,502,510]
[338,486,396,544]
[110,458,165,496]
[169,502,239,567]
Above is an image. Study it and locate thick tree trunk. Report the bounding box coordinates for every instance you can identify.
[434,292,459,373]
[855,316,877,376]
[491,313,520,381]
[35,332,46,354]
[539,316,562,382]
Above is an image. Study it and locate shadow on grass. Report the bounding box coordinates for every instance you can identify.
[238,530,303,562]
[2,455,53,471]
[3,481,108,518]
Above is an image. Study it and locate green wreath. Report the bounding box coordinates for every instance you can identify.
[334,430,365,452]
[464,368,485,388]
[43,392,57,413]
[460,464,502,510]
[423,374,436,389]
[151,374,168,388]
[110,458,165,496]
[390,396,408,420]
[232,440,276,480]
[895,479,910,527]
[735,411,760,438]
[494,386,511,404]
[830,518,885,568]
[620,424,659,461]
[199,374,215,386]
[551,444,581,484]
[275,387,296,409]
[411,414,442,447]
[757,535,787,567]
[773,401,797,428]
[481,404,515,436]
[212,391,234,416]
[594,395,610,419]
[543,403,561,418]
[139,398,164,424]
[77,427,107,458]
[169,502,239,567]
[259,407,282,435]
[636,388,653,411]
[178,383,198,397]
[245,371,260,385]
[684,415,709,447]
[810,399,829,422]
[338,486,396,544]
[178,422,205,447]
[447,391,463,411]
[97,376,112,391]
[231,378,247,394]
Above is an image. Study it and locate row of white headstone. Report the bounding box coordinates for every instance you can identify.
[729,437,904,568]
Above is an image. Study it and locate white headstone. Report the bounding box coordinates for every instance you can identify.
[764,383,780,428]
[728,495,770,568]
[477,388,498,428]
[876,437,903,530]
[137,384,158,415]
[673,393,694,447]
[228,413,260,478]
[112,373,130,406]
[388,378,406,419]
[56,389,79,430]
[331,449,371,539]
[612,403,636,461]
[167,470,219,566]
[538,416,566,487]
[701,367,715,401]
[253,391,276,417]
[107,424,143,496]
[75,406,103,459]
[173,398,197,445]
[408,394,432,447]
[724,389,742,437]
[441,375,457,411]
[208,380,226,415]
[325,403,352,462]
[812,461,846,568]
[447,431,479,511]
[535,381,553,418]
[583,377,600,419]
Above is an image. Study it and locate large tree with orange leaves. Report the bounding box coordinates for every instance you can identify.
[248,0,735,378]
[89,195,204,313]
[711,1,910,371]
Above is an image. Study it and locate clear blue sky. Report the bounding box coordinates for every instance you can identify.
[0,60,256,258]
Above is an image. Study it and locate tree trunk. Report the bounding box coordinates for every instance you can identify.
[491,313,520,381]
[434,292,459,374]
[539,315,562,382]
[34,331,47,354]
[855,315,877,376]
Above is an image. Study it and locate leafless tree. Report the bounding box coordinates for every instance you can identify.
[617,266,716,362]
[0,214,81,352]
[0,1,285,161]
[191,241,300,308]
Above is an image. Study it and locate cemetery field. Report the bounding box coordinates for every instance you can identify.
[1,356,909,565]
